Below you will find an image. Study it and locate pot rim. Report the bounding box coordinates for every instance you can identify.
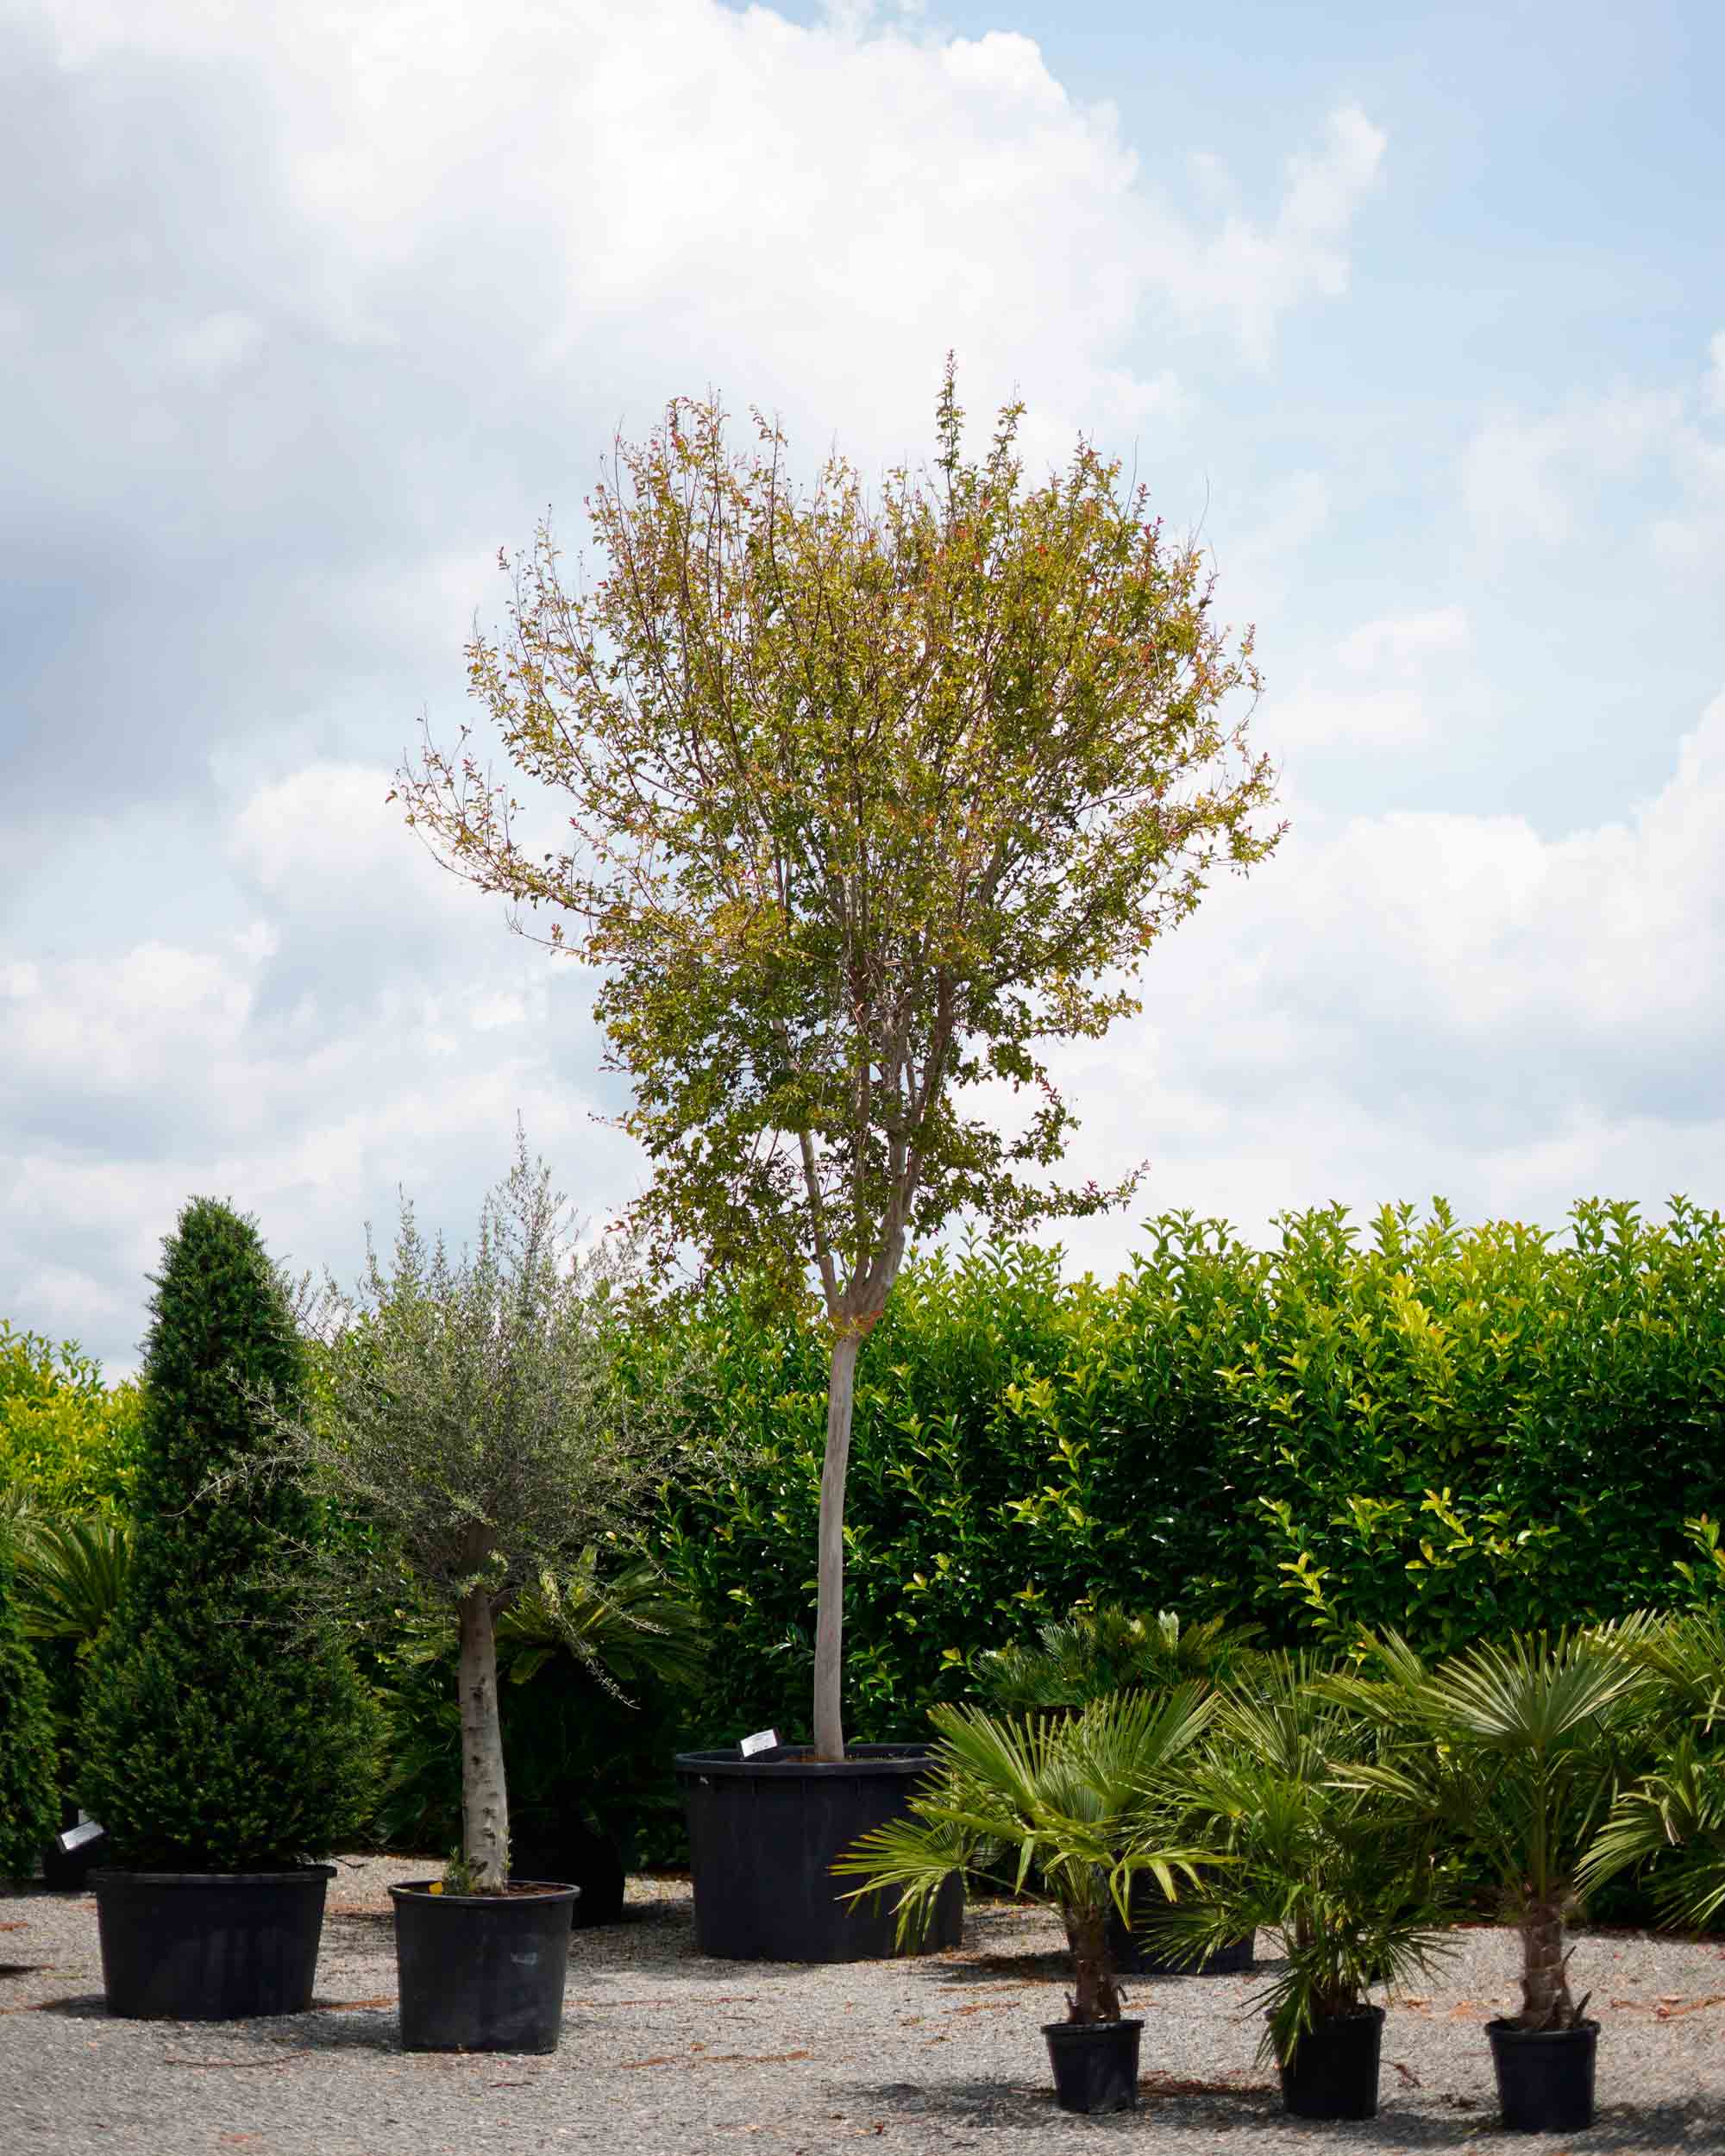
[390,1879,580,1907]
[1041,2015,1145,2039]
[90,1865,337,1888]
[1484,2015,1601,2041]
[674,1743,938,1781]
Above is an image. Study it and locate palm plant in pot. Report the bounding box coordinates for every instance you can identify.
[975,1602,1263,1977]
[75,1199,378,2020]
[833,1686,1222,2114]
[1145,1654,1457,2122]
[280,1134,696,2053]
[1338,1626,1657,2134]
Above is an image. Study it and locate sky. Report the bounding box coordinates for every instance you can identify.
[3,0,1722,1379]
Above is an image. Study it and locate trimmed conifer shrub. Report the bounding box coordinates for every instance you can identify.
[77,1198,377,1869]
[0,1525,58,1878]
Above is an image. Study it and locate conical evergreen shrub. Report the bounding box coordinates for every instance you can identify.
[0,1526,58,1878]
[78,1199,377,1868]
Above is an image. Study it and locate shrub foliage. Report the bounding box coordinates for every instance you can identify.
[662,1200,1725,1742]
[0,1526,58,1877]
[77,1199,377,1868]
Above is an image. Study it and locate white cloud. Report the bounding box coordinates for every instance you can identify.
[1462,339,1725,567]
[1268,605,1472,751]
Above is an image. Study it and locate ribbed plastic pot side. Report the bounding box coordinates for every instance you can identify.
[674,1745,964,1963]
[92,1865,336,2021]
[390,1881,580,2054]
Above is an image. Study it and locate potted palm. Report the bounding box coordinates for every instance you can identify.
[975,1603,1261,1976]
[1148,1655,1456,2121]
[833,1687,1220,2113]
[1340,1626,1657,2133]
[76,1199,378,2020]
[285,1134,697,2052]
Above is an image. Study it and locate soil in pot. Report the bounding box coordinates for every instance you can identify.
[1276,2004,1385,2121]
[1487,2017,1598,2134]
[1043,2016,1144,2114]
[1106,1877,1254,1976]
[391,1880,579,2053]
[675,1745,963,1963]
[93,1866,335,2020]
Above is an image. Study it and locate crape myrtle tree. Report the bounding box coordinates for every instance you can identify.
[298,1137,685,1891]
[393,364,1283,1760]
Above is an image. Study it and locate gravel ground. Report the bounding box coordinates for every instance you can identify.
[4,1858,1725,2153]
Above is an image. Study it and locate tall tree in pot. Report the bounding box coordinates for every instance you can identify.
[392,362,1283,1771]
[285,1134,693,2050]
[76,1200,378,2020]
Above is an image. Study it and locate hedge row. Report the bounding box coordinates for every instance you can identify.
[661,1199,1725,1745]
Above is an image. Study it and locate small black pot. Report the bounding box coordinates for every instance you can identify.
[674,1745,963,1963]
[1043,2015,1144,2114]
[1277,2005,1385,2121]
[1487,2017,1598,2133]
[1106,1879,1254,1976]
[391,1881,579,2053]
[92,1866,335,2021]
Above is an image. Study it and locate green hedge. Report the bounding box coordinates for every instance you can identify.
[0,1323,143,1513]
[661,1200,1725,1744]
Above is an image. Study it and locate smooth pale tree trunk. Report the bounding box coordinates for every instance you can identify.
[457,1586,510,1890]
[812,1328,863,1761]
[1518,1891,1574,2028]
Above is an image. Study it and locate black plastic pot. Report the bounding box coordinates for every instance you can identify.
[1487,2017,1598,2133]
[1106,1878,1254,1976]
[391,1881,579,2053]
[1043,2016,1144,2114]
[1276,2004,1385,2121]
[92,1865,335,2020]
[675,1745,963,1962]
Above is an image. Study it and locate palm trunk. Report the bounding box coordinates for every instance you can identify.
[812,1328,862,1762]
[1518,1890,1573,2029]
[457,1586,509,1890]
[1064,1904,1121,2023]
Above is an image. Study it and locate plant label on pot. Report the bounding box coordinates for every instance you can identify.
[739,1728,780,1758]
[56,1820,106,1855]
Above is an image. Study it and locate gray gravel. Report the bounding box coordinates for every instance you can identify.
[3,1857,1725,2153]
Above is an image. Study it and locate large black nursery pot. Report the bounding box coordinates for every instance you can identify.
[1106,1875,1255,1977]
[1487,2017,1598,2134]
[1043,2015,1144,2114]
[93,1865,335,2020]
[675,1745,963,1962]
[1276,2004,1386,2121]
[391,1880,580,2053]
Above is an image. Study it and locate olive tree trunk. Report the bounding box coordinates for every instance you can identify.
[457,1586,510,1890]
[812,1329,862,1762]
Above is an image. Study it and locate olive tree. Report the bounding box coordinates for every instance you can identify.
[300,1137,680,1890]
[393,365,1283,1759]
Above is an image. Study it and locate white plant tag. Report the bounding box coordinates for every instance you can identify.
[739,1727,780,1758]
[58,1820,104,1853]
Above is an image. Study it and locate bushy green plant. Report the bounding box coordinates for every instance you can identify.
[661,1201,1725,1739]
[1148,1655,1456,2065]
[0,1322,144,1512]
[77,1199,379,1868]
[975,1603,1261,1714]
[834,1688,1220,2022]
[0,1524,58,1877]
[1338,1626,1657,2030]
